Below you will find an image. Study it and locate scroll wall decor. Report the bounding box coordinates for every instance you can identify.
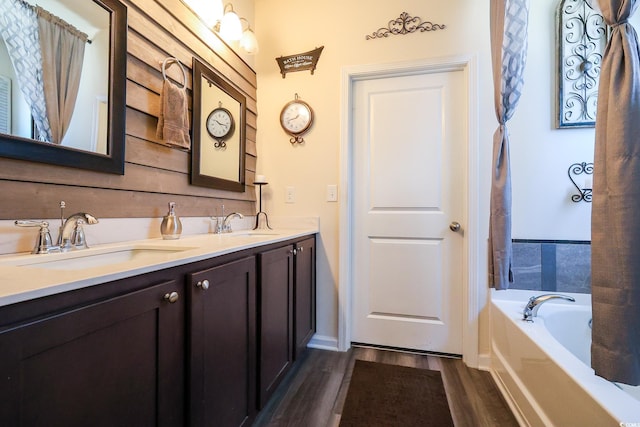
[557,0,608,128]
[366,12,446,40]
[568,161,593,202]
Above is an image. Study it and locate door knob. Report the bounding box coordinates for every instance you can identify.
[449,222,461,232]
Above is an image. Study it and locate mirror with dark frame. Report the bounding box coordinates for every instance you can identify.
[0,0,126,174]
[191,57,246,192]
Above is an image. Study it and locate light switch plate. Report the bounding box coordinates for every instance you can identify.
[327,184,338,202]
[285,186,296,203]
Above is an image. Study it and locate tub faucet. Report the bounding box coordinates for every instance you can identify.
[58,212,99,251]
[523,293,575,322]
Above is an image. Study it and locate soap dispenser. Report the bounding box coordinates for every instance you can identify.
[161,202,182,240]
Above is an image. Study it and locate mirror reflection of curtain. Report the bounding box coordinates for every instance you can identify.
[0,0,51,141]
[36,6,87,145]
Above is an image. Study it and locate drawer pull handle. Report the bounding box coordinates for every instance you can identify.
[196,279,210,290]
[164,291,179,303]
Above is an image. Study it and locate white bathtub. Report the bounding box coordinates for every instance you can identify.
[490,289,640,426]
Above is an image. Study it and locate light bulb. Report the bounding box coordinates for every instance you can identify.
[220,10,242,41]
[240,28,259,54]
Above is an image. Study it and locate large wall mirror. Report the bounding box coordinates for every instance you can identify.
[0,0,126,174]
[191,57,246,192]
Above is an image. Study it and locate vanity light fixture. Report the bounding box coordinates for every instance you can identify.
[182,0,259,55]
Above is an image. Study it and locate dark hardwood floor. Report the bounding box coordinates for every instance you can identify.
[254,346,519,427]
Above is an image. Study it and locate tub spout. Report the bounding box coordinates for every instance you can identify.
[523,293,575,322]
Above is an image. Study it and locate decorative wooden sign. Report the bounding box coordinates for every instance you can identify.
[275,46,324,79]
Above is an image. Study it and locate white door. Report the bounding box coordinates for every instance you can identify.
[351,68,467,354]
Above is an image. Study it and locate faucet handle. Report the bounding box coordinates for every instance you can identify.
[71,219,89,249]
[14,220,59,254]
[210,216,223,234]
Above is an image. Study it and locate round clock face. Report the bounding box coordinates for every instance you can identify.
[206,107,235,140]
[280,100,313,136]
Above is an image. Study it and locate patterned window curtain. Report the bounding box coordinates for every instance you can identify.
[489,0,530,290]
[591,0,640,386]
[36,6,87,145]
[0,0,51,142]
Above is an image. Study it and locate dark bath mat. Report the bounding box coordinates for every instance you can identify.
[339,360,454,427]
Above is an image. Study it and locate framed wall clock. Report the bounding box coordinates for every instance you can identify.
[206,102,235,147]
[280,93,314,144]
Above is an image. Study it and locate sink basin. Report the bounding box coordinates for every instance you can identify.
[0,244,197,270]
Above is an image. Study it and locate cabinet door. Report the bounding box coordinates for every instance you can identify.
[0,280,185,427]
[258,244,294,409]
[294,237,316,360]
[188,257,256,427]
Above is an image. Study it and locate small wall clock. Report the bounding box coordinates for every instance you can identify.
[280,94,314,144]
[206,102,235,147]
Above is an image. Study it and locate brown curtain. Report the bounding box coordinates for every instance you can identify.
[489,0,530,289]
[36,6,87,145]
[591,0,640,386]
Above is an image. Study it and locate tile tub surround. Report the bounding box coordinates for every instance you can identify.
[511,240,591,294]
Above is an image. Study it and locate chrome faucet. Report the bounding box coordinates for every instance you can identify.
[14,211,98,254]
[58,212,99,251]
[523,293,575,322]
[218,212,244,233]
[211,204,243,234]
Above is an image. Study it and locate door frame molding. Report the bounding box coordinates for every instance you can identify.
[338,55,480,368]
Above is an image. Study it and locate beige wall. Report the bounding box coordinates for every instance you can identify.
[254,0,495,358]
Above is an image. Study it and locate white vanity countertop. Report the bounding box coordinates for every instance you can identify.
[0,228,317,308]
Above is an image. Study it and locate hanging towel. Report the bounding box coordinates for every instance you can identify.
[156,78,190,149]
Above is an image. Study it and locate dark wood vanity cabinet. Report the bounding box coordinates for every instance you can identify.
[258,244,295,408]
[257,238,316,408]
[294,237,316,360]
[0,233,315,427]
[0,279,185,427]
[188,256,257,427]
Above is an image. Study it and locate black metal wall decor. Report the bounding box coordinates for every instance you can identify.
[568,162,593,202]
[557,0,608,128]
[275,46,324,79]
[366,12,445,40]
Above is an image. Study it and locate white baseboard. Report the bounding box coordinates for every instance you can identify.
[307,334,340,352]
[477,352,492,371]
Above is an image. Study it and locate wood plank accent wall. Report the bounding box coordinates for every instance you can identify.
[0,0,257,220]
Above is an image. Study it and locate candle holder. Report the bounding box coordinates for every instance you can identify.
[568,162,593,203]
[253,180,272,229]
